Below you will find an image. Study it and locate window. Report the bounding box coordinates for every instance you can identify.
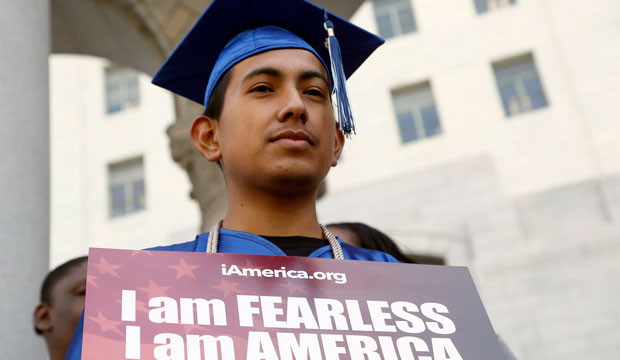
[104,66,140,114]
[373,0,416,39]
[493,54,548,117]
[108,157,146,217]
[474,0,516,13]
[392,82,442,144]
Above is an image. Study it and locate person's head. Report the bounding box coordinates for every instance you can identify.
[34,256,87,360]
[192,47,343,194]
[326,222,415,263]
[152,0,384,196]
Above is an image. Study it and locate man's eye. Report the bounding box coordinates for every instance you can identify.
[305,89,325,98]
[250,85,273,93]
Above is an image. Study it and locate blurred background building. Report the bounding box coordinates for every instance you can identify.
[319,1,620,359]
[49,55,199,266]
[1,0,619,358]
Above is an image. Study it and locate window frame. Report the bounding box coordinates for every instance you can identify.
[474,0,517,14]
[104,65,140,115]
[391,81,442,144]
[373,0,417,39]
[492,53,549,117]
[107,157,146,218]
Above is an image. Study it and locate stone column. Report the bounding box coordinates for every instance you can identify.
[0,1,50,358]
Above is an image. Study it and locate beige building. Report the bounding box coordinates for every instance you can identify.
[49,55,200,268]
[319,0,620,359]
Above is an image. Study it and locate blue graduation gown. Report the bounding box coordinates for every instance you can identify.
[65,229,399,359]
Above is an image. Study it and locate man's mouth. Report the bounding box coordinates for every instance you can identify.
[269,129,316,146]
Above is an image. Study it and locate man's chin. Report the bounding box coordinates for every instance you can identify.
[266,167,326,194]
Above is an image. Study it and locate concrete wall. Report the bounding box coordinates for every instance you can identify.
[320,157,620,359]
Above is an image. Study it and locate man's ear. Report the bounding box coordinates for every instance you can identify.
[34,304,52,334]
[331,123,346,167]
[191,115,222,162]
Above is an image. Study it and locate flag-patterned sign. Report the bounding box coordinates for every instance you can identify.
[83,248,505,359]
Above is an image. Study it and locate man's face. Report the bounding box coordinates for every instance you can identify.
[47,262,87,357]
[213,48,344,194]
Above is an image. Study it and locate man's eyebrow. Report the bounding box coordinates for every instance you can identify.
[242,67,282,83]
[299,70,329,87]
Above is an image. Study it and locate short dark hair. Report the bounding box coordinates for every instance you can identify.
[327,222,415,263]
[202,68,233,170]
[203,68,233,120]
[39,256,88,305]
[35,256,87,335]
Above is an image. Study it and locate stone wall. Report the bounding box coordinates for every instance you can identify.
[319,156,620,359]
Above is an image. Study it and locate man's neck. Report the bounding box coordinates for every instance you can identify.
[222,187,323,238]
[46,341,64,360]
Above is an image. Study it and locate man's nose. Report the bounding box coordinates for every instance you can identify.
[277,87,307,124]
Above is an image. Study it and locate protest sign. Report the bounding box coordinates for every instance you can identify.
[83,248,505,359]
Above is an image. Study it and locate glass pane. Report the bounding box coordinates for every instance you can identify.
[494,55,547,116]
[110,185,126,217]
[393,92,413,114]
[108,157,145,217]
[374,0,405,11]
[394,87,432,112]
[398,8,416,34]
[374,0,415,39]
[126,75,140,107]
[106,84,121,114]
[518,93,532,112]
[495,57,534,82]
[107,103,122,114]
[474,0,489,13]
[132,180,145,211]
[397,112,418,143]
[493,0,515,8]
[393,82,441,143]
[523,77,548,110]
[421,106,441,137]
[499,84,518,116]
[376,14,395,39]
[105,66,140,114]
[495,65,520,83]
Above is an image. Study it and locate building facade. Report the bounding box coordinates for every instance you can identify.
[318,0,620,359]
[49,55,200,268]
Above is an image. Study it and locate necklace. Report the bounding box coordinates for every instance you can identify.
[206,220,345,260]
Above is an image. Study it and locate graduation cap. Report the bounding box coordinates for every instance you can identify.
[152,0,384,137]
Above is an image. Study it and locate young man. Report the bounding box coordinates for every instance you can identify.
[34,256,87,360]
[65,0,397,357]
[140,0,398,262]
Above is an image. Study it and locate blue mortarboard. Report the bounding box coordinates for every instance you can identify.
[152,0,384,136]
